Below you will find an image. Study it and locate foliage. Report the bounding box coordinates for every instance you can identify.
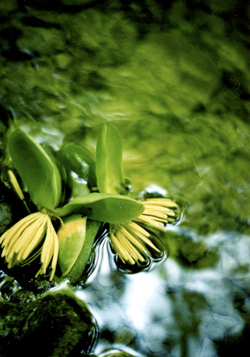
[1,124,157,281]
[56,193,144,223]
[58,216,101,283]
[96,123,125,194]
[8,128,62,211]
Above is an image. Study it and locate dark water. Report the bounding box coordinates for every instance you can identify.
[0,1,250,356]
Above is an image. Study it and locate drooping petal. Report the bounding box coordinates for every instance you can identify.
[119,225,146,253]
[8,170,25,201]
[143,198,178,208]
[110,231,135,265]
[126,221,150,237]
[126,222,160,252]
[136,198,178,228]
[108,197,178,266]
[116,228,145,262]
[0,212,42,254]
[13,215,46,259]
[37,217,59,281]
[20,216,48,260]
[135,214,165,227]
[0,211,60,280]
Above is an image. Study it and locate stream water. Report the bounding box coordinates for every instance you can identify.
[0,1,250,356]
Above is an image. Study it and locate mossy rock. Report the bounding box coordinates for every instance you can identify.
[0,290,97,357]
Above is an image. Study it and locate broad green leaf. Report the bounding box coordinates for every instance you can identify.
[68,219,101,283]
[56,193,144,224]
[58,215,86,276]
[8,128,62,210]
[58,215,101,283]
[58,142,96,189]
[96,123,125,194]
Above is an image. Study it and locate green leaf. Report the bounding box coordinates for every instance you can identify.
[8,128,62,210]
[96,123,125,194]
[58,215,101,283]
[68,171,90,197]
[58,215,86,277]
[56,193,144,224]
[58,142,96,189]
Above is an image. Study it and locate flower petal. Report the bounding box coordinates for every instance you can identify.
[1,213,43,259]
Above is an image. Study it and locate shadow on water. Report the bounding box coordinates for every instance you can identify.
[0,0,250,356]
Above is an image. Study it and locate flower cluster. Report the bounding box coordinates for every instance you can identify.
[0,124,179,281]
[0,212,59,281]
[109,198,178,265]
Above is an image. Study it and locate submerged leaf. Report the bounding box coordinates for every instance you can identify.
[8,128,62,210]
[58,215,101,283]
[96,123,125,194]
[56,193,144,224]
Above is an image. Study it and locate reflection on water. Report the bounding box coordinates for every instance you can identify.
[77,227,250,356]
[0,0,250,356]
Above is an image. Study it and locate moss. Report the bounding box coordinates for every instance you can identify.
[0,290,97,356]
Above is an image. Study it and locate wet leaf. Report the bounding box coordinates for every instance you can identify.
[68,171,90,197]
[56,193,144,224]
[58,215,87,277]
[58,142,96,189]
[58,216,101,283]
[96,123,125,194]
[8,128,62,210]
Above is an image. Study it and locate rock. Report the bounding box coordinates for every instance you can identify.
[0,290,98,357]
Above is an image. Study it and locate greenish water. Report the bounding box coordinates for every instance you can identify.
[0,1,250,356]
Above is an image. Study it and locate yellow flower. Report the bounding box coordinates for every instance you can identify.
[8,170,25,201]
[109,198,178,265]
[0,211,59,281]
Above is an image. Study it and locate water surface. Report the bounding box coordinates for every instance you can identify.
[0,1,250,356]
